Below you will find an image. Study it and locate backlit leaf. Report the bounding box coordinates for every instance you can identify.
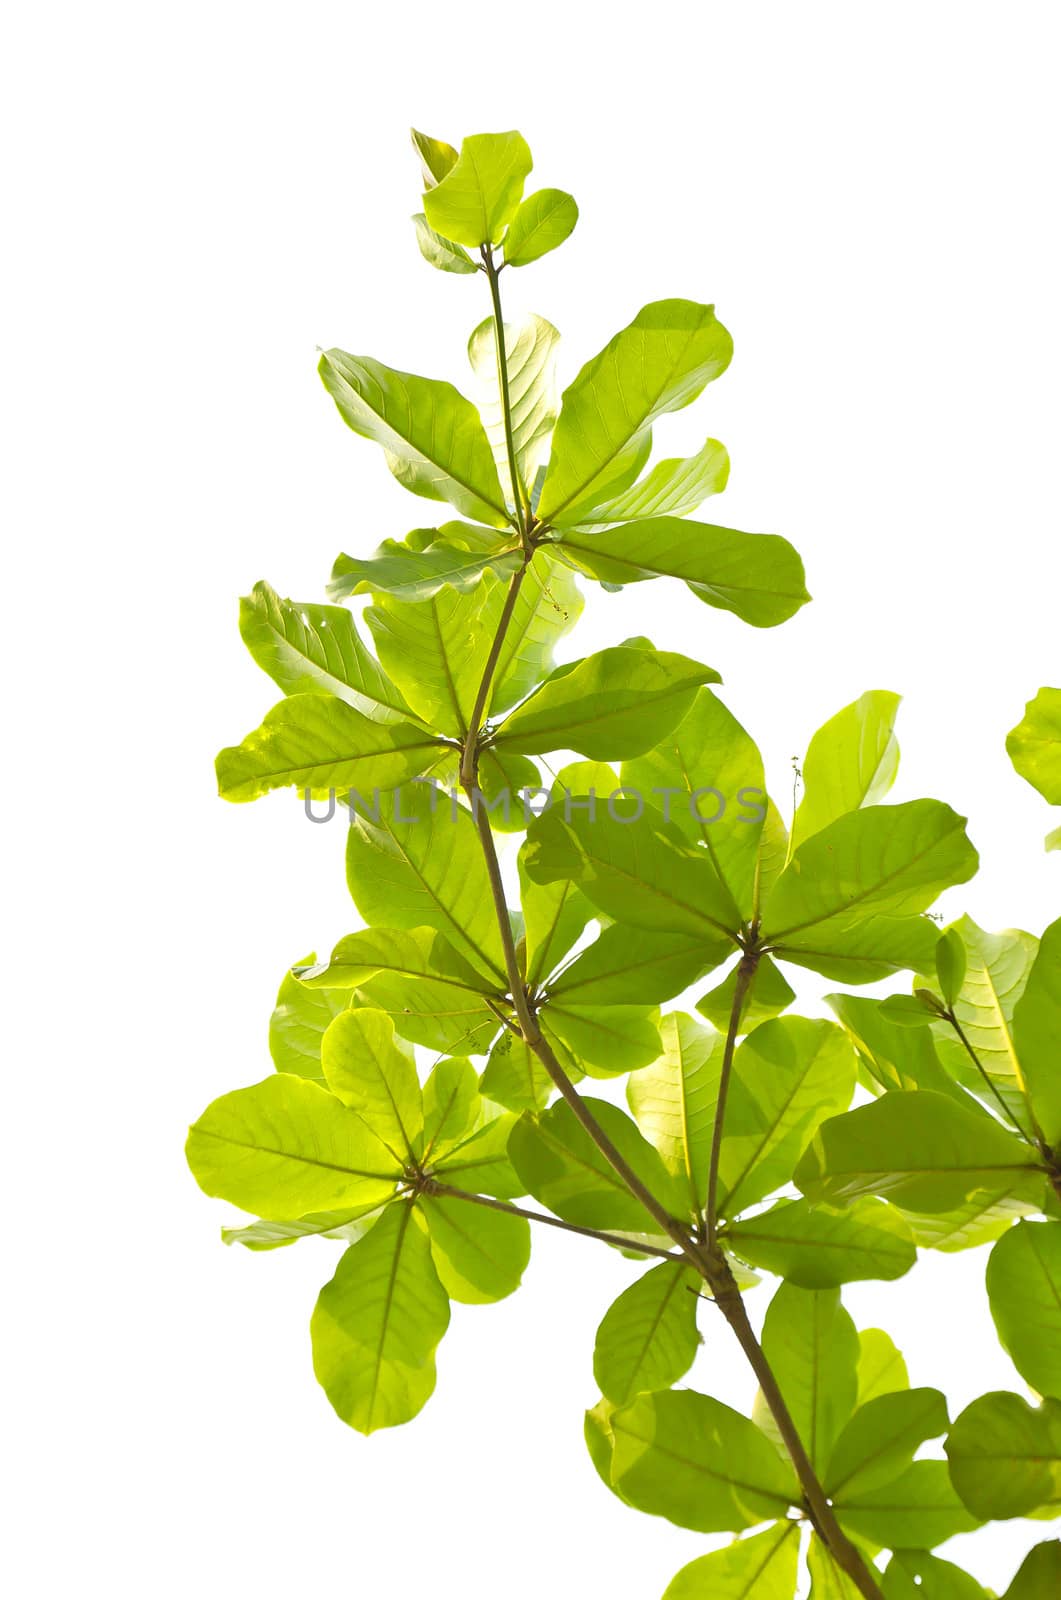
[593,1260,701,1405]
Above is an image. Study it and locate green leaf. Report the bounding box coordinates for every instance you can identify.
[509,1096,684,1232]
[431,1111,525,1200]
[418,1193,529,1303]
[837,1460,980,1549]
[608,1389,798,1532]
[622,688,769,918]
[411,213,478,274]
[720,1017,858,1218]
[725,1197,916,1287]
[364,574,496,737]
[698,957,796,1033]
[186,1076,397,1218]
[1046,824,1061,851]
[321,1008,422,1162]
[945,1392,1061,1518]
[502,187,578,265]
[410,127,458,188]
[807,1535,873,1600]
[760,1283,859,1471]
[548,924,712,1006]
[1013,917,1061,1144]
[479,1030,556,1113]
[857,1329,910,1405]
[518,845,594,987]
[239,581,417,721]
[762,802,979,982]
[898,1189,1041,1254]
[524,803,741,956]
[1007,688,1061,803]
[420,1056,480,1163]
[986,1221,1061,1399]
[492,645,720,760]
[555,516,809,628]
[537,299,733,525]
[790,691,901,852]
[543,1001,662,1075]
[1003,1541,1061,1600]
[311,1203,450,1433]
[215,694,440,803]
[318,349,509,525]
[935,927,968,1008]
[922,916,1040,1138]
[662,1521,801,1600]
[882,1549,989,1600]
[269,957,348,1080]
[422,130,532,247]
[825,1388,949,1498]
[467,313,560,491]
[345,785,508,986]
[795,1090,1044,1212]
[221,1206,384,1251]
[627,1012,723,1220]
[329,534,521,603]
[567,436,730,527]
[488,550,585,712]
[826,993,972,1105]
[592,1260,701,1405]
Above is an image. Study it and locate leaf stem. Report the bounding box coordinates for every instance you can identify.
[423,1179,682,1261]
[481,243,530,542]
[705,947,759,1245]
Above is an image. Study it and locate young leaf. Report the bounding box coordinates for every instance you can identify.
[423,130,533,248]
[329,534,521,603]
[555,516,810,628]
[411,213,478,274]
[186,1076,398,1217]
[825,1388,949,1498]
[1013,917,1061,1145]
[215,694,440,803]
[592,1260,701,1405]
[320,1007,423,1161]
[760,1283,860,1472]
[608,1389,799,1532]
[269,957,349,1080]
[762,801,979,982]
[795,1090,1044,1212]
[318,349,510,525]
[410,127,458,188]
[1007,687,1061,803]
[537,299,733,524]
[221,1206,383,1251]
[239,581,418,721]
[467,313,560,490]
[509,1096,684,1232]
[662,1521,800,1600]
[725,1197,916,1288]
[418,1193,530,1303]
[566,436,730,527]
[491,645,721,760]
[985,1221,1061,1400]
[790,691,902,852]
[502,187,578,265]
[311,1203,450,1433]
[946,1393,1061,1519]
[345,785,508,987]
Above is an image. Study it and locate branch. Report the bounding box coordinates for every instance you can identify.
[705,947,759,1244]
[423,1179,682,1261]
[481,243,529,542]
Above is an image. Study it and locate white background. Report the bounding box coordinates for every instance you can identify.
[4,3,1060,1595]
